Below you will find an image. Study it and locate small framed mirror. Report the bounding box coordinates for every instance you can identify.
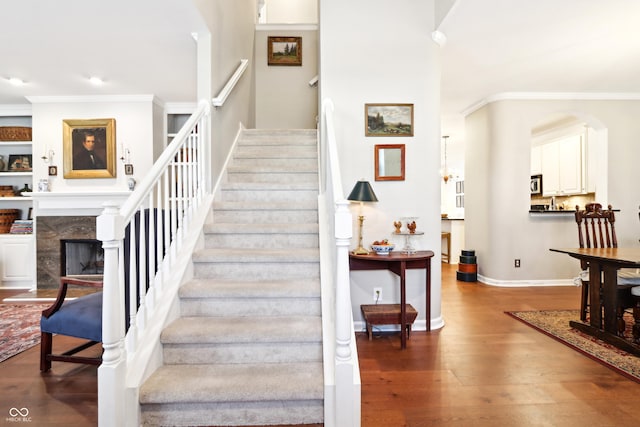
[374,144,405,181]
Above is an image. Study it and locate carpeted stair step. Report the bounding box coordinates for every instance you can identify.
[230,156,318,171]
[192,248,320,281]
[178,278,321,317]
[212,200,318,223]
[234,145,317,159]
[203,223,319,249]
[218,181,318,202]
[225,170,318,184]
[238,129,317,145]
[179,278,321,299]
[160,315,322,364]
[139,362,324,426]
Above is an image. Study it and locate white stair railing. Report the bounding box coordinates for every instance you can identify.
[96,99,212,426]
[318,98,361,427]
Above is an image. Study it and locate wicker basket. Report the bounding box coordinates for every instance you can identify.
[0,126,32,141]
[0,186,14,197]
[0,209,19,233]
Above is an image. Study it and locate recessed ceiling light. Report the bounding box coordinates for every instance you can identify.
[89,76,104,85]
[9,77,24,86]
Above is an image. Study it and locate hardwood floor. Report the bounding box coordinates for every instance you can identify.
[357,264,640,427]
[1,264,639,426]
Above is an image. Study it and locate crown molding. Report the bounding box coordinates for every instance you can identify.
[462,92,640,117]
[26,95,157,104]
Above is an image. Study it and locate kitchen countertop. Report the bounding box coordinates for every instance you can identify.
[529,209,574,214]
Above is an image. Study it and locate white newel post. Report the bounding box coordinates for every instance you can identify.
[97,202,126,427]
[334,198,357,426]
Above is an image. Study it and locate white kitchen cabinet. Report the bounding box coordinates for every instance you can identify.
[558,134,583,194]
[0,234,35,288]
[585,127,598,193]
[541,142,560,195]
[541,134,584,196]
[530,145,542,175]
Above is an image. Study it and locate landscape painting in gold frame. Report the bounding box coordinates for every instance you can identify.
[63,118,116,179]
[365,103,414,136]
[268,36,302,66]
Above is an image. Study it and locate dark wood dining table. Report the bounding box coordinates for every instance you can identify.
[550,247,640,355]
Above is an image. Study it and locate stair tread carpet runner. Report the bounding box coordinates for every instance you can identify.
[139,129,323,426]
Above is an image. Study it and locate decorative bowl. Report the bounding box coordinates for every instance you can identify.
[371,244,395,255]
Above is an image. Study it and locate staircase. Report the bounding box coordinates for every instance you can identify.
[139,129,324,426]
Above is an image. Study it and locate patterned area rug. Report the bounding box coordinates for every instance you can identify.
[0,304,46,363]
[506,309,640,383]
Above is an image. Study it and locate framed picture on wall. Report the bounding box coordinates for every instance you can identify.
[374,144,405,181]
[8,154,32,171]
[63,118,116,179]
[365,103,414,136]
[268,36,302,66]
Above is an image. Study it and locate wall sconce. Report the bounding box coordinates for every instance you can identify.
[41,147,55,165]
[120,145,134,175]
[41,147,57,176]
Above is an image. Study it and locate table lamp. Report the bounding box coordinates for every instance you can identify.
[347,180,379,255]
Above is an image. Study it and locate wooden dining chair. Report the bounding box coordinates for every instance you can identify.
[574,203,640,334]
[40,276,103,372]
[632,205,640,343]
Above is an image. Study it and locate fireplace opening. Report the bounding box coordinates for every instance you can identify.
[60,239,104,277]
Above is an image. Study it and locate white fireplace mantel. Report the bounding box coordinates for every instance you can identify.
[31,190,132,216]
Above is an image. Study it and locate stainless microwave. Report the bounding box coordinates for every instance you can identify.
[530,174,542,195]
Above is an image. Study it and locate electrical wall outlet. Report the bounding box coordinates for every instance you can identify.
[373,287,382,303]
[514,259,521,268]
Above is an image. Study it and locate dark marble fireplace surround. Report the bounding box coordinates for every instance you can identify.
[36,216,97,289]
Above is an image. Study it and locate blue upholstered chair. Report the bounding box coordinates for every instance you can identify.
[40,276,103,372]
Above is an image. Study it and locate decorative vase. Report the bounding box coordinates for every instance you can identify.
[0,155,5,171]
[18,183,31,195]
[38,179,49,192]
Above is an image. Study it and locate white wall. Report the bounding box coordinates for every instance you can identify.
[466,98,640,285]
[264,0,317,24]
[254,27,318,129]
[29,96,157,193]
[320,0,443,330]
[194,0,257,187]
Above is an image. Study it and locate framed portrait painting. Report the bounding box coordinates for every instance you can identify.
[365,103,414,137]
[63,118,116,179]
[268,36,302,66]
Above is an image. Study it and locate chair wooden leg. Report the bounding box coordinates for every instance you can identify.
[40,332,52,372]
[580,280,589,322]
[617,306,626,337]
[633,301,640,344]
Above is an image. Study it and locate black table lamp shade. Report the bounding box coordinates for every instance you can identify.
[347,180,378,202]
